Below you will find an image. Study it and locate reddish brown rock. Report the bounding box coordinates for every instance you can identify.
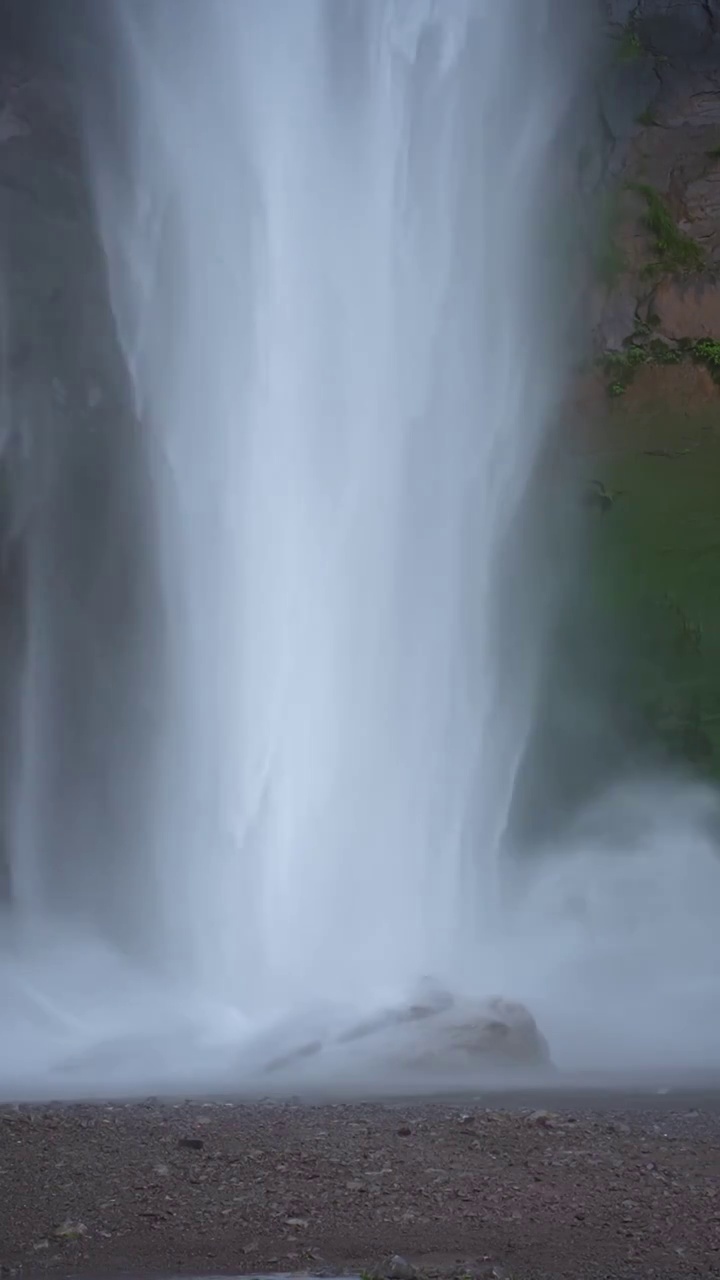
[651,275,720,340]
[619,361,719,413]
[681,168,720,259]
[655,88,720,130]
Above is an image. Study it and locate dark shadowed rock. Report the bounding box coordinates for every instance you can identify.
[591,283,640,351]
[598,51,658,144]
[637,2,715,61]
[606,0,637,23]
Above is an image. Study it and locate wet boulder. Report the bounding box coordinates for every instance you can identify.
[398,996,553,1073]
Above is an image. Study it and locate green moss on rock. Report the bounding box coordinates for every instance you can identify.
[627,182,705,276]
[591,409,720,774]
[598,335,720,396]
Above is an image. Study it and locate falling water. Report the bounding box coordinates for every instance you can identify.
[2,1,720,1100]
[81,2,584,1016]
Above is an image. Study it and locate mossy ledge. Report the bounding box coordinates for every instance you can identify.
[600,337,720,397]
[626,183,705,278]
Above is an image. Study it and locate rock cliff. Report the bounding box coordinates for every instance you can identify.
[572,1,720,781]
[592,0,720,354]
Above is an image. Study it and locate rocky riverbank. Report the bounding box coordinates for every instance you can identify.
[1,1095,720,1280]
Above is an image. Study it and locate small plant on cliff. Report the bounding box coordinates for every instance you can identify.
[647,338,682,365]
[628,183,704,275]
[636,107,658,128]
[693,339,720,376]
[599,338,685,396]
[616,25,644,62]
[602,335,720,395]
[600,343,648,396]
[601,346,648,373]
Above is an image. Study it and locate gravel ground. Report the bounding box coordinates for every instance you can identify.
[1,1094,720,1280]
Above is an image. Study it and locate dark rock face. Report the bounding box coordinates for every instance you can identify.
[589,0,720,353]
[637,2,717,59]
[565,1,720,795]
[597,49,658,150]
[596,0,720,184]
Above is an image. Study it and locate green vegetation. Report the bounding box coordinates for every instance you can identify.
[598,336,720,397]
[636,107,658,127]
[591,408,720,775]
[586,67,720,773]
[627,182,705,275]
[648,339,682,363]
[601,343,650,396]
[693,339,720,377]
[592,181,702,294]
[616,25,644,62]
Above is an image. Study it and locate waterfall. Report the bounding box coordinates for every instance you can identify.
[2,1,720,1101]
[80,1,583,1015]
